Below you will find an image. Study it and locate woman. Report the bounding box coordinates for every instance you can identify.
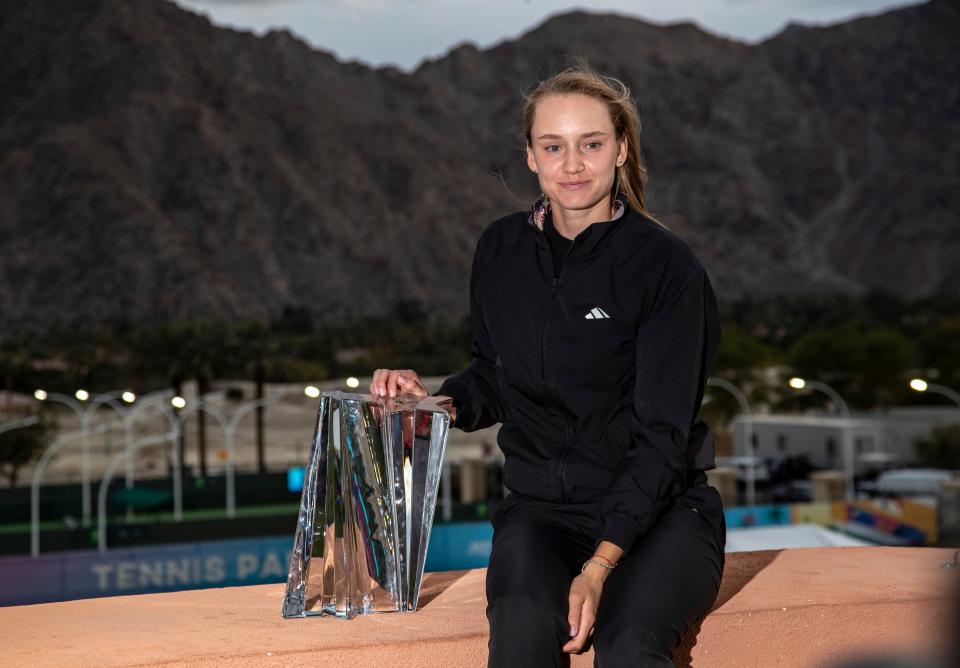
[370,65,725,667]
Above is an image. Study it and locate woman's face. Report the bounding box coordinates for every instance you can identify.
[526,93,628,215]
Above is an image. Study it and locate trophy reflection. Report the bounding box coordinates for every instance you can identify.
[282,390,454,619]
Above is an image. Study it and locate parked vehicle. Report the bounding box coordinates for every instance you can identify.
[715,455,772,483]
[859,468,956,496]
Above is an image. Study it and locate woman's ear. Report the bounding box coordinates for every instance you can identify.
[526,144,538,174]
[617,136,628,166]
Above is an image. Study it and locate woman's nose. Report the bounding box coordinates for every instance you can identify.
[563,151,585,174]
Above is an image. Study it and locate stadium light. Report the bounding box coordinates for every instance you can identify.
[909,378,960,408]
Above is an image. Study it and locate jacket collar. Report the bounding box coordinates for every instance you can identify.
[529,195,631,260]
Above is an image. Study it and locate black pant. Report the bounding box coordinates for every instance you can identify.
[485,475,726,667]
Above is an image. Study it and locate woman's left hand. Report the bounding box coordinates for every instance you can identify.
[562,568,606,654]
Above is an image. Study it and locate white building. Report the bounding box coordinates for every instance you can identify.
[730,406,960,473]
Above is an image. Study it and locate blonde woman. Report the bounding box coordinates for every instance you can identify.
[371,64,725,667]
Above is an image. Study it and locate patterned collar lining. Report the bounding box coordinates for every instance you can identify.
[530,197,626,231]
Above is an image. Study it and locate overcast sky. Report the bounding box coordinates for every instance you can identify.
[173,0,924,71]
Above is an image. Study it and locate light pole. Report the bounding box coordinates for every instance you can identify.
[32,387,202,532]
[175,400,229,515]
[789,377,855,501]
[97,431,177,552]
[166,392,223,522]
[99,388,313,549]
[707,377,756,507]
[105,390,214,524]
[0,414,39,436]
[30,422,112,557]
[909,379,960,408]
[177,389,304,519]
[33,389,131,527]
[32,391,88,524]
[220,394,290,518]
[121,390,176,521]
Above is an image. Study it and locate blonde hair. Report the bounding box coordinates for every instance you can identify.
[522,62,667,228]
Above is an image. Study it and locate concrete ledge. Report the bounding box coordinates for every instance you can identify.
[2,547,958,667]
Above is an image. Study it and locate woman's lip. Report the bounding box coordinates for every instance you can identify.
[559,180,590,187]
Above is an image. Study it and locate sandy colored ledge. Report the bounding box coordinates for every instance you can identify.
[2,546,958,668]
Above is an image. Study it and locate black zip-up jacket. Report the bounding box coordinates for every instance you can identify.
[436,198,721,553]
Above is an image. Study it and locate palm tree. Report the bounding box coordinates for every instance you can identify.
[233,321,282,474]
[130,323,209,474]
[174,321,237,476]
[0,337,33,412]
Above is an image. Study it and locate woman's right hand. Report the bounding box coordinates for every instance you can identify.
[369,369,429,399]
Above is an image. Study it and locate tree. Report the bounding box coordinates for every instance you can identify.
[0,412,57,487]
[173,321,240,477]
[785,325,917,409]
[856,328,916,407]
[0,337,34,411]
[129,321,239,476]
[916,318,960,388]
[233,321,284,474]
[129,324,195,475]
[713,324,778,374]
[914,423,960,470]
[704,325,780,424]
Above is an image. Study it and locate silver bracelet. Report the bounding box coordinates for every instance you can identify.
[581,558,616,573]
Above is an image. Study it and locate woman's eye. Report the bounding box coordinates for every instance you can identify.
[544,145,561,153]
[584,142,602,150]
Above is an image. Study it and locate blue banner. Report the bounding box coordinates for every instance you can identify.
[0,535,293,606]
[0,523,496,607]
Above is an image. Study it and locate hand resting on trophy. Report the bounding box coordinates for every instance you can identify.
[369,368,429,400]
[369,369,456,434]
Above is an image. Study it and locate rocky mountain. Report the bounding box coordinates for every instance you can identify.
[0,0,956,336]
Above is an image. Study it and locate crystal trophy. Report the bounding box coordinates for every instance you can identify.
[282,390,454,619]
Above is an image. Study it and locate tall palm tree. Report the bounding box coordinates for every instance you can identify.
[233,321,282,474]
[130,324,196,475]
[175,321,236,477]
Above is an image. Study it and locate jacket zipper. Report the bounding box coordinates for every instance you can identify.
[540,238,576,376]
[540,235,577,503]
[558,414,573,503]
